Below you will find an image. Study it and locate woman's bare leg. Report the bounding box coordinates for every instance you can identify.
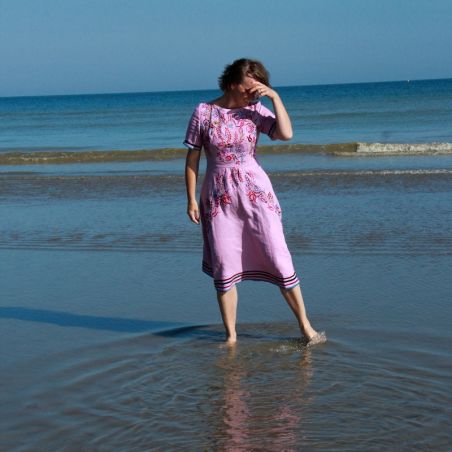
[279,284,319,341]
[217,285,238,343]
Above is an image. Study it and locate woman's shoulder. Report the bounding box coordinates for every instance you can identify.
[254,100,274,117]
[254,100,268,112]
[191,101,214,114]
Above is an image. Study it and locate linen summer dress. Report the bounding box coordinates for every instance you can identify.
[184,101,300,292]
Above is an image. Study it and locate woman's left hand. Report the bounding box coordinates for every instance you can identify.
[250,80,277,101]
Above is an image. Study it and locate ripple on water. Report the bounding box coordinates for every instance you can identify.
[2,323,451,450]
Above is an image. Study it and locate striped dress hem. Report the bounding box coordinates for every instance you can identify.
[202,260,300,292]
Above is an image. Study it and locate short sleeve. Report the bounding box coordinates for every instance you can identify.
[183,104,202,151]
[256,102,277,140]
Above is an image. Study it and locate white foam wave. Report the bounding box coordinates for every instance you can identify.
[356,142,452,154]
[280,168,452,177]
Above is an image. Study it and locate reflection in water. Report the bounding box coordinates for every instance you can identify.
[212,343,314,450]
[215,345,251,450]
[2,324,451,449]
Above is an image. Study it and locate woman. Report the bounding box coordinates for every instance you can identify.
[184,58,325,346]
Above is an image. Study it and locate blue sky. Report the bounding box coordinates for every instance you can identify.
[1,0,451,96]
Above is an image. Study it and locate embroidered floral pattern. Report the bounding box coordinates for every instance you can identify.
[244,170,282,215]
[199,105,258,165]
[203,171,234,223]
[197,102,281,229]
[203,167,282,229]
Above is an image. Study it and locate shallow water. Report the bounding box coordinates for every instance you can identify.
[1,161,450,257]
[2,321,451,450]
[1,248,451,450]
[1,153,451,450]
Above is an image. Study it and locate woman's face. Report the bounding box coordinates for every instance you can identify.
[232,75,258,104]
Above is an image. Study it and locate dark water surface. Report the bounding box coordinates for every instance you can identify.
[1,153,451,450]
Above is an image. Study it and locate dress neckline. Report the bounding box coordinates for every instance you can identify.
[207,102,257,111]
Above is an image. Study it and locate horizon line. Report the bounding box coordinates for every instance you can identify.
[1,76,451,100]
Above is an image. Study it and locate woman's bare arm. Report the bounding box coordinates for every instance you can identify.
[185,149,201,224]
[251,81,293,141]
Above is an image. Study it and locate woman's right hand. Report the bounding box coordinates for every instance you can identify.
[187,200,200,224]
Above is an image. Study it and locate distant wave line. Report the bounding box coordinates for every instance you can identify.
[1,168,451,182]
[0,142,452,165]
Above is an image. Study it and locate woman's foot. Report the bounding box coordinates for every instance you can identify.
[306,331,327,347]
[303,324,318,341]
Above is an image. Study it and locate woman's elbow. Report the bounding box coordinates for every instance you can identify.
[273,129,292,141]
[279,131,293,141]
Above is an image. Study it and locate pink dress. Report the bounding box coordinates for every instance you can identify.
[184,101,300,292]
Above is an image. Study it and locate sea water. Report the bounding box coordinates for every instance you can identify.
[0,78,451,153]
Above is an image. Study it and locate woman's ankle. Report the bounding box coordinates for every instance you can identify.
[226,332,237,343]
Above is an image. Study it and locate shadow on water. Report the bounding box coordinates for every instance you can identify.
[0,306,308,344]
[0,306,204,335]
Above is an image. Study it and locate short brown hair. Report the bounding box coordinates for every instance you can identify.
[218,58,270,92]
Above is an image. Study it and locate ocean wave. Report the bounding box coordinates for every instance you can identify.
[356,142,452,154]
[0,148,187,165]
[0,142,451,165]
[275,168,452,176]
